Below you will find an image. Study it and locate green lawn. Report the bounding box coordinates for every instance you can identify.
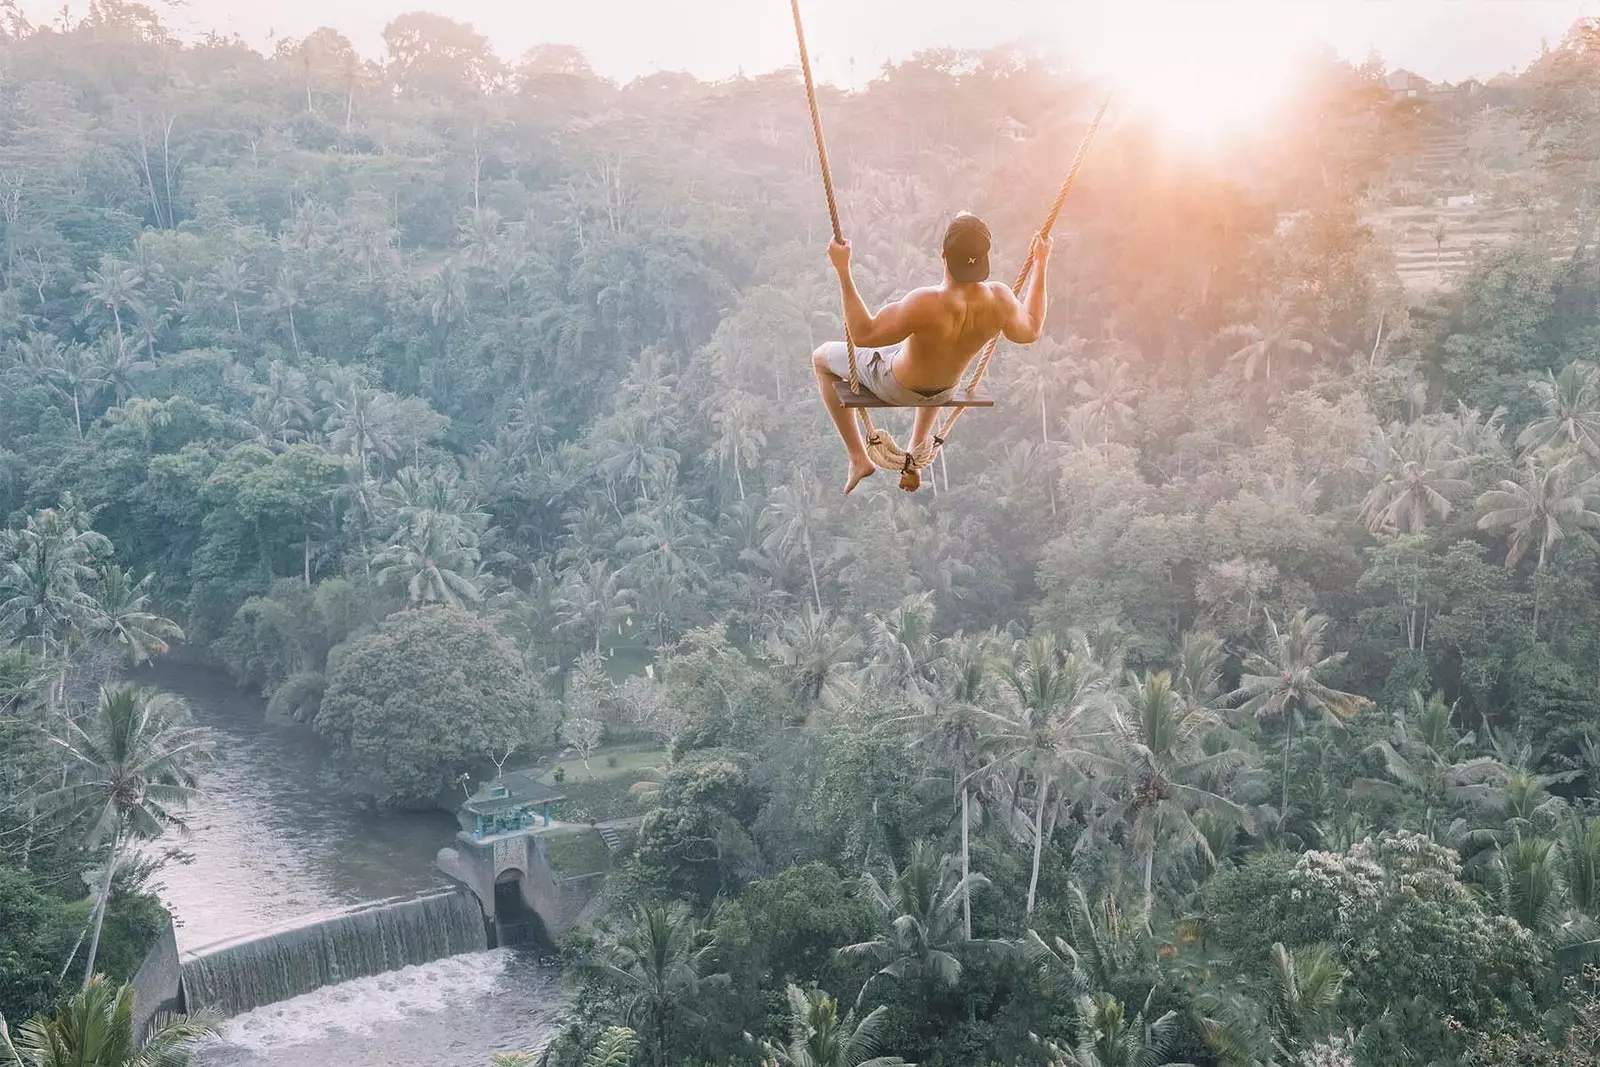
[538,742,666,822]
[542,827,612,877]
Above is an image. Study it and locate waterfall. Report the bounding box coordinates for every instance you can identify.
[181,889,488,1017]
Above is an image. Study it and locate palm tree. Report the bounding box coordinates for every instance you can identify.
[87,567,183,664]
[861,593,945,700]
[556,561,637,656]
[252,361,316,449]
[765,607,859,708]
[0,498,113,670]
[1199,943,1347,1064]
[1476,455,1600,571]
[20,341,109,439]
[1560,816,1600,919]
[1101,671,1250,905]
[76,258,142,350]
[707,388,766,501]
[1025,883,1155,1008]
[762,474,828,616]
[584,904,717,1067]
[1357,424,1472,535]
[265,271,304,356]
[1477,455,1600,632]
[581,1028,640,1067]
[755,985,909,1067]
[37,685,213,986]
[1230,610,1367,817]
[987,636,1111,918]
[838,842,991,1005]
[1220,295,1314,384]
[320,371,397,475]
[89,338,152,407]
[1012,336,1080,445]
[1039,992,1189,1067]
[204,256,252,336]
[1519,360,1600,462]
[909,632,997,938]
[425,263,469,356]
[1072,356,1136,450]
[1495,834,1564,932]
[373,513,484,607]
[1352,690,1502,824]
[1172,631,1225,708]
[0,975,218,1067]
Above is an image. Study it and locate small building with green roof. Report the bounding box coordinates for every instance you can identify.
[457,770,565,840]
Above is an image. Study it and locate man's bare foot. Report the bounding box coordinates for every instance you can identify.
[844,458,876,495]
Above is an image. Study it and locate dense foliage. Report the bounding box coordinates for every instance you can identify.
[4,2,1600,1064]
[316,604,544,805]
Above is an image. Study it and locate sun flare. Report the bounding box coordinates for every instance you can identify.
[1068,1,1314,146]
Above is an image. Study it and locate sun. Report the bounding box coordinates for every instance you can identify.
[1065,1,1314,148]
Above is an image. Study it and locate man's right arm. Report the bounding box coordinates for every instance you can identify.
[1001,234,1051,344]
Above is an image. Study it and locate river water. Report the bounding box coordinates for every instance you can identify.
[142,666,569,1067]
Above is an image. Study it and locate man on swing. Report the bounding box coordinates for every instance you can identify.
[812,212,1052,494]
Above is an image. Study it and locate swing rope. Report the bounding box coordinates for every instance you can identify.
[789,0,1109,490]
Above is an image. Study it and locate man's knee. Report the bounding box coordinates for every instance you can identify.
[812,344,834,375]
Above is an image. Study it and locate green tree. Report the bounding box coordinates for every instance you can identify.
[584,903,718,1067]
[0,499,112,667]
[1040,992,1189,1067]
[839,842,991,1004]
[754,984,909,1067]
[315,606,539,805]
[0,976,217,1067]
[1518,359,1600,461]
[1477,455,1600,571]
[1353,690,1502,826]
[37,685,212,986]
[988,636,1110,918]
[1357,423,1472,535]
[1231,610,1367,817]
[1101,671,1249,905]
[373,511,485,607]
[86,567,182,665]
[1199,943,1348,1065]
[1220,295,1314,384]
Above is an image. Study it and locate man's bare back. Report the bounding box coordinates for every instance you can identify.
[875,279,1041,393]
[811,212,1052,493]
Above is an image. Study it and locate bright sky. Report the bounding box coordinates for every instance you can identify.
[17,0,1599,86]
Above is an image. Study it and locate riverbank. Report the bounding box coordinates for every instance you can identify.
[129,664,572,1064]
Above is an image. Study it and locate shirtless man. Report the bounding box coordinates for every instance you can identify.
[812,212,1052,494]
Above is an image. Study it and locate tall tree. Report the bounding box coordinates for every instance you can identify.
[762,475,828,617]
[838,842,991,1004]
[755,985,909,1067]
[1477,455,1600,632]
[1230,610,1367,817]
[37,685,213,986]
[1100,671,1249,905]
[584,904,717,1067]
[0,975,218,1067]
[1518,359,1600,461]
[987,636,1111,918]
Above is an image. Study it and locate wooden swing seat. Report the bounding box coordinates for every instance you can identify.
[833,380,995,409]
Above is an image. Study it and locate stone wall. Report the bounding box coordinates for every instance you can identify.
[128,914,183,1039]
[437,831,604,942]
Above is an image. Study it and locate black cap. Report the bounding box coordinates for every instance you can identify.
[943,213,991,283]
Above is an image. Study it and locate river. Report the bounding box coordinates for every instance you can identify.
[142,665,569,1067]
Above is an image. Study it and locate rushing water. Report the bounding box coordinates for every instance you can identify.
[140,666,569,1066]
[182,889,489,1017]
[197,949,567,1067]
